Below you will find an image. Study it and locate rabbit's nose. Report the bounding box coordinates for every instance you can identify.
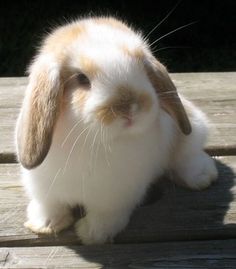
[121,104,139,127]
[122,113,133,127]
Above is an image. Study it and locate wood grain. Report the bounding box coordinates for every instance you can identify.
[0,239,236,268]
[0,73,236,159]
[0,74,236,268]
[0,156,235,247]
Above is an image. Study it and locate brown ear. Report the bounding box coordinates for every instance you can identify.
[144,57,192,135]
[16,58,63,169]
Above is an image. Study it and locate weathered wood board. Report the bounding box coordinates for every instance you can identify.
[0,74,235,269]
[0,156,235,247]
[0,73,236,159]
[1,239,236,268]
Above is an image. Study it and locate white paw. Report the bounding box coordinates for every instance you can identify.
[177,152,218,190]
[24,220,54,235]
[75,212,129,245]
[25,213,74,235]
[25,200,74,235]
[75,216,113,245]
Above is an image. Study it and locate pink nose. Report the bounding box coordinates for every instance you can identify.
[122,104,139,127]
[123,115,133,127]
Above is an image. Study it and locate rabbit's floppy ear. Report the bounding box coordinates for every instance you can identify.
[144,57,192,135]
[16,55,63,169]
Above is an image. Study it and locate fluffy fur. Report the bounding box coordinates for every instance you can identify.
[16,16,218,245]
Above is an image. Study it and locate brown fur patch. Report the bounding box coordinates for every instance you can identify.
[96,86,152,125]
[138,93,152,111]
[43,23,85,60]
[96,106,116,125]
[121,46,144,61]
[133,48,144,60]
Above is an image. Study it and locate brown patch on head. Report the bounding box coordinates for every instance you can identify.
[43,23,85,60]
[94,17,131,32]
[96,86,152,125]
[138,93,152,112]
[121,46,144,61]
[113,86,137,114]
[133,48,144,60]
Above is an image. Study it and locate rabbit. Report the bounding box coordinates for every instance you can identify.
[15,16,218,245]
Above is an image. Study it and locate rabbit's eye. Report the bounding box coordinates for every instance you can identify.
[76,73,90,87]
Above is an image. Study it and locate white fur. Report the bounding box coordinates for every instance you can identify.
[17,17,218,244]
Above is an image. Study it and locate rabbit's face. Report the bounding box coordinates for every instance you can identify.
[16,17,191,169]
[64,50,158,138]
[53,19,158,138]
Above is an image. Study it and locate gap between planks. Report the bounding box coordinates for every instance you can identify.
[0,239,236,268]
[1,147,236,164]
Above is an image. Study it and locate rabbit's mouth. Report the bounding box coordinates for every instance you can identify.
[123,117,133,128]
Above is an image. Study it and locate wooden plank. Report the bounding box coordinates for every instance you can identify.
[0,78,25,161]
[175,72,236,156]
[0,239,236,268]
[0,156,236,246]
[0,73,236,159]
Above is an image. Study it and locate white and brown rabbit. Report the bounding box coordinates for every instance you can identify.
[15,16,217,244]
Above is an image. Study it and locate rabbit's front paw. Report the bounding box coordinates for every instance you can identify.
[75,216,114,245]
[25,200,74,234]
[75,211,129,245]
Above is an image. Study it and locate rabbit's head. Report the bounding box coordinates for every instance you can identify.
[16,17,191,169]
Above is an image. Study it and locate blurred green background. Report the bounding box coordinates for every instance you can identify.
[1,0,235,76]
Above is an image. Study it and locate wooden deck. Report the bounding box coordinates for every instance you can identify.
[0,73,236,268]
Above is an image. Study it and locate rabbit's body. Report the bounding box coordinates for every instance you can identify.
[16,17,217,244]
[23,101,173,242]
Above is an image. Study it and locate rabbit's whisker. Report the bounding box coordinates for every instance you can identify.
[100,116,106,146]
[157,90,176,95]
[80,125,93,156]
[160,97,181,100]
[61,118,84,147]
[100,119,111,168]
[94,129,102,170]
[110,106,117,118]
[90,128,99,152]
[103,124,111,153]
[144,0,183,41]
[62,73,78,88]
[90,128,100,173]
[44,167,62,201]
[63,73,77,86]
[63,125,90,174]
[79,126,95,206]
[152,46,191,54]
[149,21,198,48]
